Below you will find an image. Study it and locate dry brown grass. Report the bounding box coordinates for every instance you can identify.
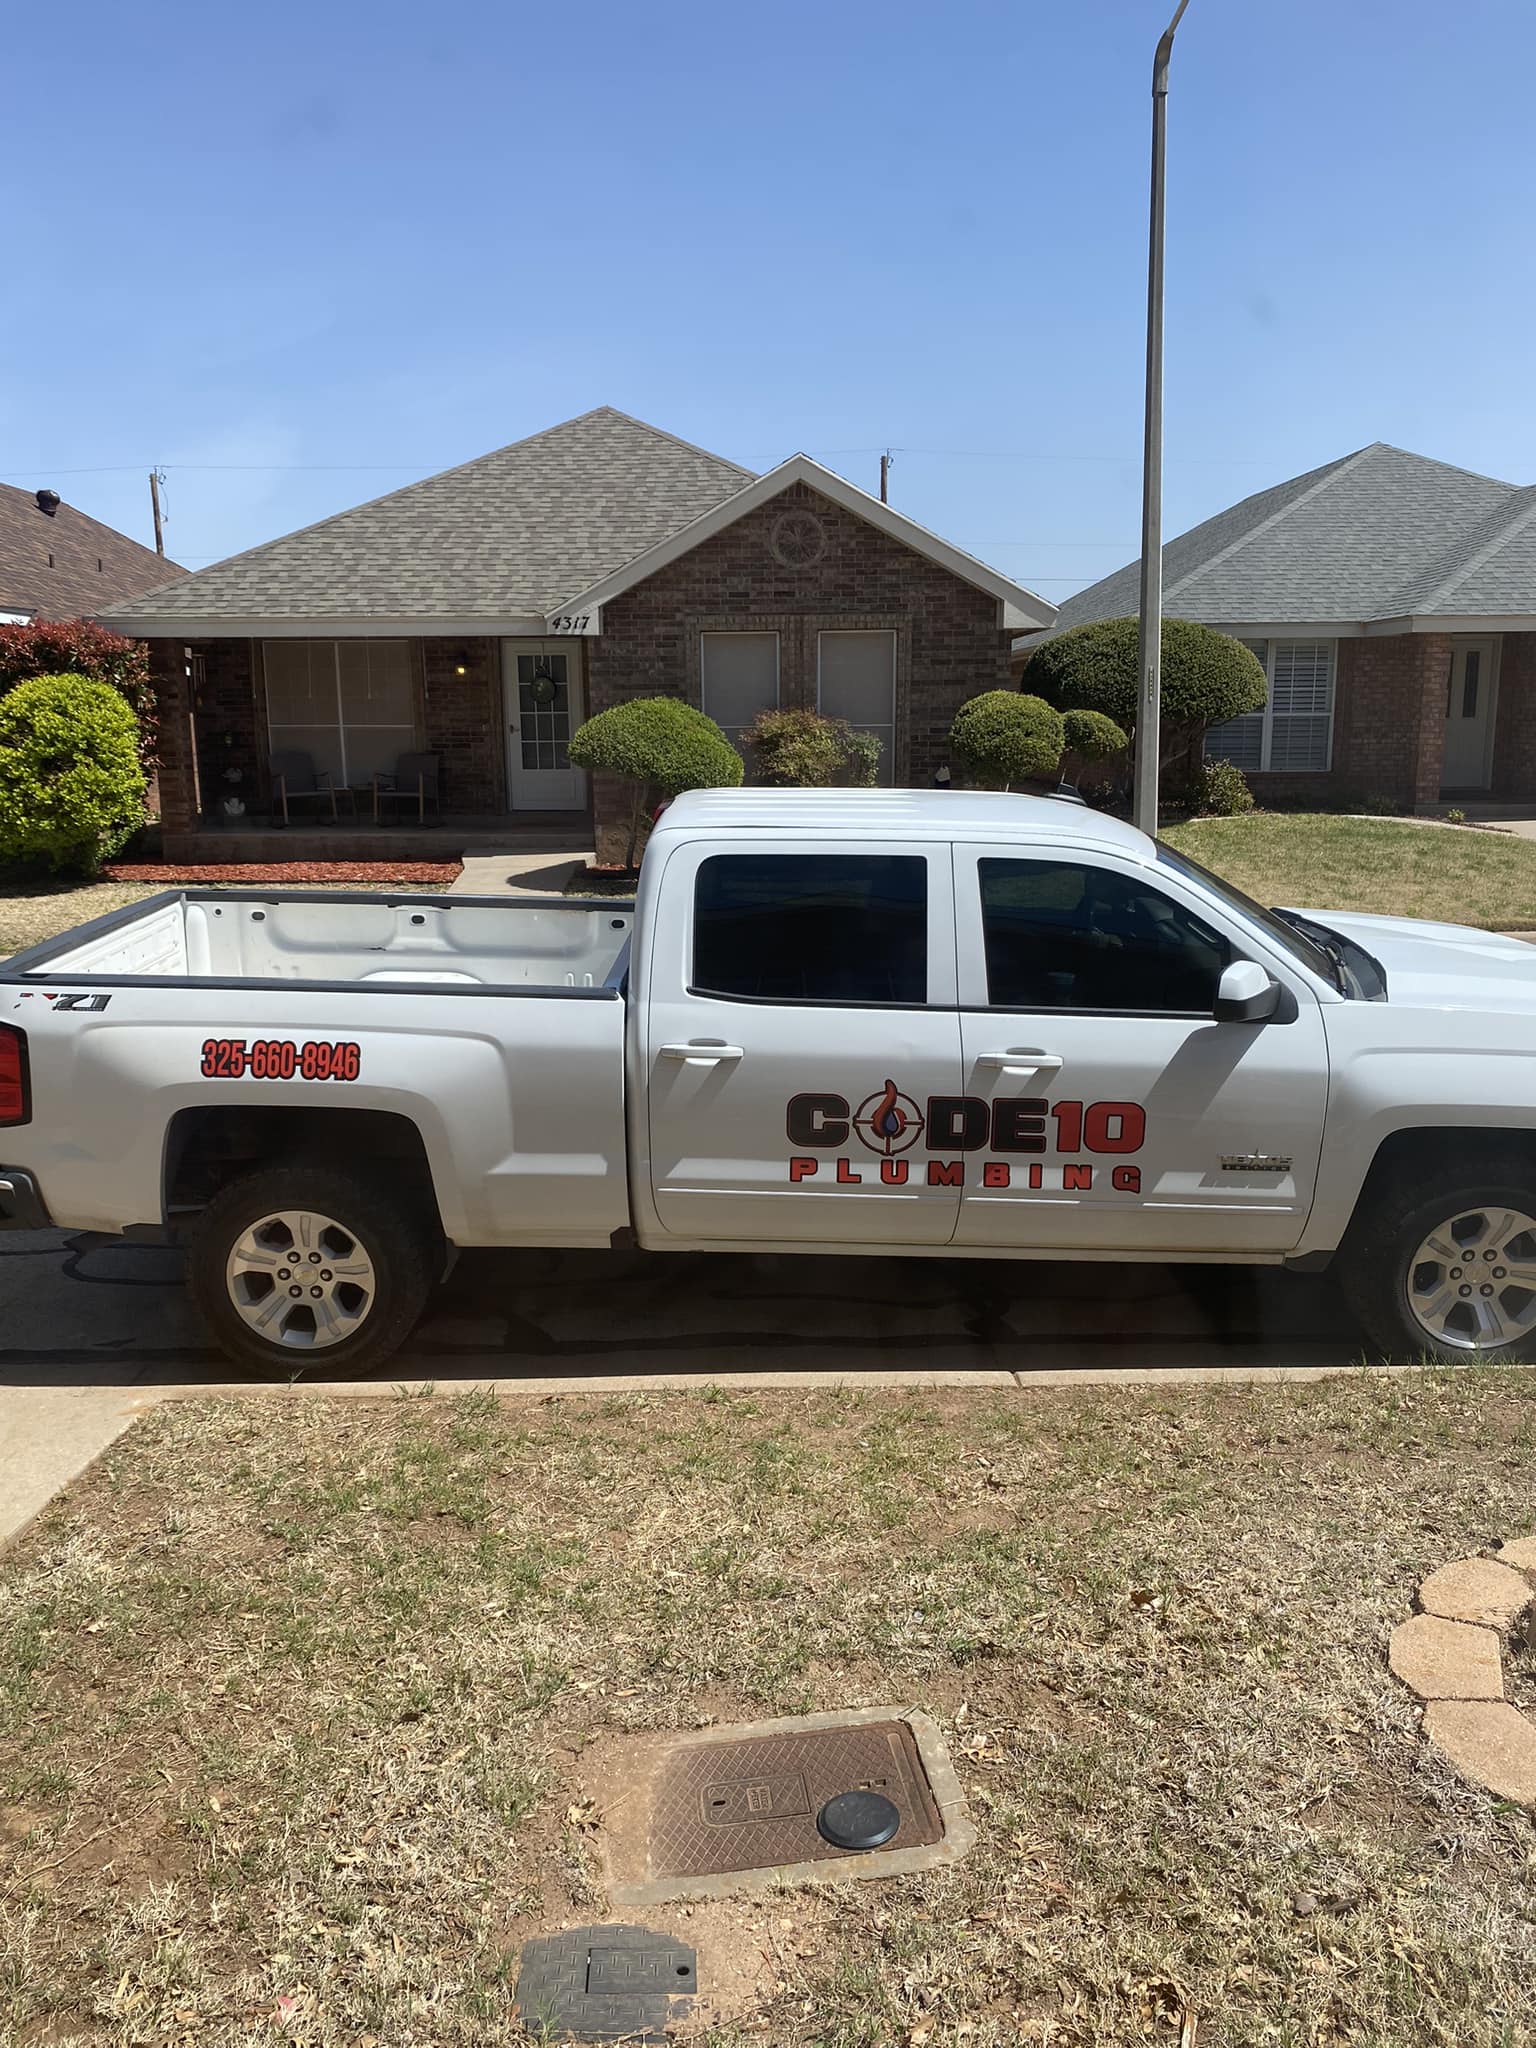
[0,880,159,959]
[3,1376,1536,2047]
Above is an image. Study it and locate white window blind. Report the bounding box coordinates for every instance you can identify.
[1206,639,1334,774]
[701,632,779,757]
[818,629,897,785]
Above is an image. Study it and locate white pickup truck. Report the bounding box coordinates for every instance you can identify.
[4,789,1535,1373]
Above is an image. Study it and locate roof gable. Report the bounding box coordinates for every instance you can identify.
[99,408,754,631]
[1044,443,1529,634]
[559,452,1056,630]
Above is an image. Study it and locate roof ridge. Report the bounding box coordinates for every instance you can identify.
[594,407,755,481]
[1369,441,1521,491]
[1405,483,1536,613]
[120,408,746,601]
[1161,444,1378,605]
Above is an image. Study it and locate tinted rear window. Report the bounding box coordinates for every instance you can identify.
[693,855,927,1004]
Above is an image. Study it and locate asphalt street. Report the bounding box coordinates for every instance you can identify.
[0,1228,1356,1388]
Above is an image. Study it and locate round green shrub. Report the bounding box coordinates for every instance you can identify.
[745,707,880,788]
[949,691,1065,789]
[0,672,147,876]
[1185,757,1255,817]
[1027,617,1267,737]
[569,695,743,866]
[1061,708,1128,762]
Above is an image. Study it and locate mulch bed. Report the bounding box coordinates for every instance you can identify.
[103,861,464,885]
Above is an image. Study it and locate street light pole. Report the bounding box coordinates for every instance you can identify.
[1133,0,1191,838]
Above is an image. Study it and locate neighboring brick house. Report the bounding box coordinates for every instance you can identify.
[98,409,1054,861]
[0,482,184,622]
[1017,442,1536,811]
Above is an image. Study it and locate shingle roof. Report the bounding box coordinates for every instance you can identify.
[1046,443,1533,633]
[99,408,755,629]
[0,484,184,619]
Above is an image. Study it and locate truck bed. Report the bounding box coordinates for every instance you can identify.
[4,890,635,990]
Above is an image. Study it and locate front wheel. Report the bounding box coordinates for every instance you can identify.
[187,1163,440,1377]
[1337,1164,1536,1362]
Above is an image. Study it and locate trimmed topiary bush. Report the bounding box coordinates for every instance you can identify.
[1183,757,1255,817]
[0,673,148,876]
[1060,707,1128,785]
[745,707,881,788]
[569,696,743,867]
[1026,618,1266,764]
[949,691,1065,789]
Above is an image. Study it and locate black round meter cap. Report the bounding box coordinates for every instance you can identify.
[816,1790,901,1851]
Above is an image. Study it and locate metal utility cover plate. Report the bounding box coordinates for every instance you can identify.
[651,1716,941,1879]
[515,1923,695,2044]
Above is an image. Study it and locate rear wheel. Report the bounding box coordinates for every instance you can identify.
[187,1163,439,1377]
[1338,1161,1536,1362]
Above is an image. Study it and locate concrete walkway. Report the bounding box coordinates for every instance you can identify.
[0,1386,151,1552]
[452,840,593,896]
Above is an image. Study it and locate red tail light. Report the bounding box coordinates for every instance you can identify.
[0,1025,29,1127]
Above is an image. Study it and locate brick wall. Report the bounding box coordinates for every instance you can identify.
[1491,633,1536,800]
[422,638,501,813]
[1248,633,1452,811]
[586,481,1011,861]
[148,639,197,831]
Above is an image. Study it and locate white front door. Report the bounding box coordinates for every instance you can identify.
[1442,639,1498,791]
[502,641,587,811]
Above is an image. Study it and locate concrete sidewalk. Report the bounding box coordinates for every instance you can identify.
[0,1386,151,1551]
[452,841,593,895]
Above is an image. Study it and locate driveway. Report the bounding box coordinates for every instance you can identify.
[0,1227,1352,1389]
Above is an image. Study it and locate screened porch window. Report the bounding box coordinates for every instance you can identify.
[1206,639,1335,774]
[818,629,897,784]
[264,640,417,787]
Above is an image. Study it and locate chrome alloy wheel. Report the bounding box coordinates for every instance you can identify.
[225,1210,376,1350]
[1405,1206,1536,1352]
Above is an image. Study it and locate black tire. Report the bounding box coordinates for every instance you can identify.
[187,1162,440,1379]
[1337,1157,1536,1363]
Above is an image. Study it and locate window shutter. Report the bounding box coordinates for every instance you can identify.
[1268,642,1334,772]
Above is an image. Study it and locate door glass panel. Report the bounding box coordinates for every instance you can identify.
[1462,649,1481,718]
[693,854,927,1004]
[516,653,571,771]
[979,858,1231,1013]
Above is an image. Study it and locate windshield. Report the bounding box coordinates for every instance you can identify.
[1155,841,1345,989]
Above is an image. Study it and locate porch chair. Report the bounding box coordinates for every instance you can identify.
[373,751,443,825]
[269,750,337,825]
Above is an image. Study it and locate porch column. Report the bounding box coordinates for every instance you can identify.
[147,639,198,831]
[1408,633,1452,810]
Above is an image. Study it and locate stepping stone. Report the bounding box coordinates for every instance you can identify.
[1423,1701,1536,1806]
[1417,1557,1533,1633]
[1496,1536,1536,1574]
[1388,1614,1503,1701]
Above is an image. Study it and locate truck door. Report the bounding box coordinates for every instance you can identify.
[642,841,964,1245]
[951,846,1329,1253]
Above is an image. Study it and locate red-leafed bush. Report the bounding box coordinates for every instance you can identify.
[0,620,155,767]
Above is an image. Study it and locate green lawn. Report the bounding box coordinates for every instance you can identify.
[2,1378,1535,2046]
[1163,813,1536,930]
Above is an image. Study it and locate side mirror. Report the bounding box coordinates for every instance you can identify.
[1214,959,1281,1023]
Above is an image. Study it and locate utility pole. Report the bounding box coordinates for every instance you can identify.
[879,451,892,504]
[149,470,166,557]
[1133,0,1191,838]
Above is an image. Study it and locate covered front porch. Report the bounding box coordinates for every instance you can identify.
[148,632,592,863]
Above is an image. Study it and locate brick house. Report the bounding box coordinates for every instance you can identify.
[1018,442,1536,811]
[98,409,1054,862]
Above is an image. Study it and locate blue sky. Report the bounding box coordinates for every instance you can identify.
[8,0,1534,605]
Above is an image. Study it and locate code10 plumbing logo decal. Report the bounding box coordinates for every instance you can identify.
[785,1077,1145,1193]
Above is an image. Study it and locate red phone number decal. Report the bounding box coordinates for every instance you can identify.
[201,1038,361,1082]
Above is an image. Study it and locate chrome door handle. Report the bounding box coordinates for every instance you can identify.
[659,1041,746,1064]
[976,1050,1064,1072]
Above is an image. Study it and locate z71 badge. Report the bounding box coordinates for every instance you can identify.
[200,1038,361,1082]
